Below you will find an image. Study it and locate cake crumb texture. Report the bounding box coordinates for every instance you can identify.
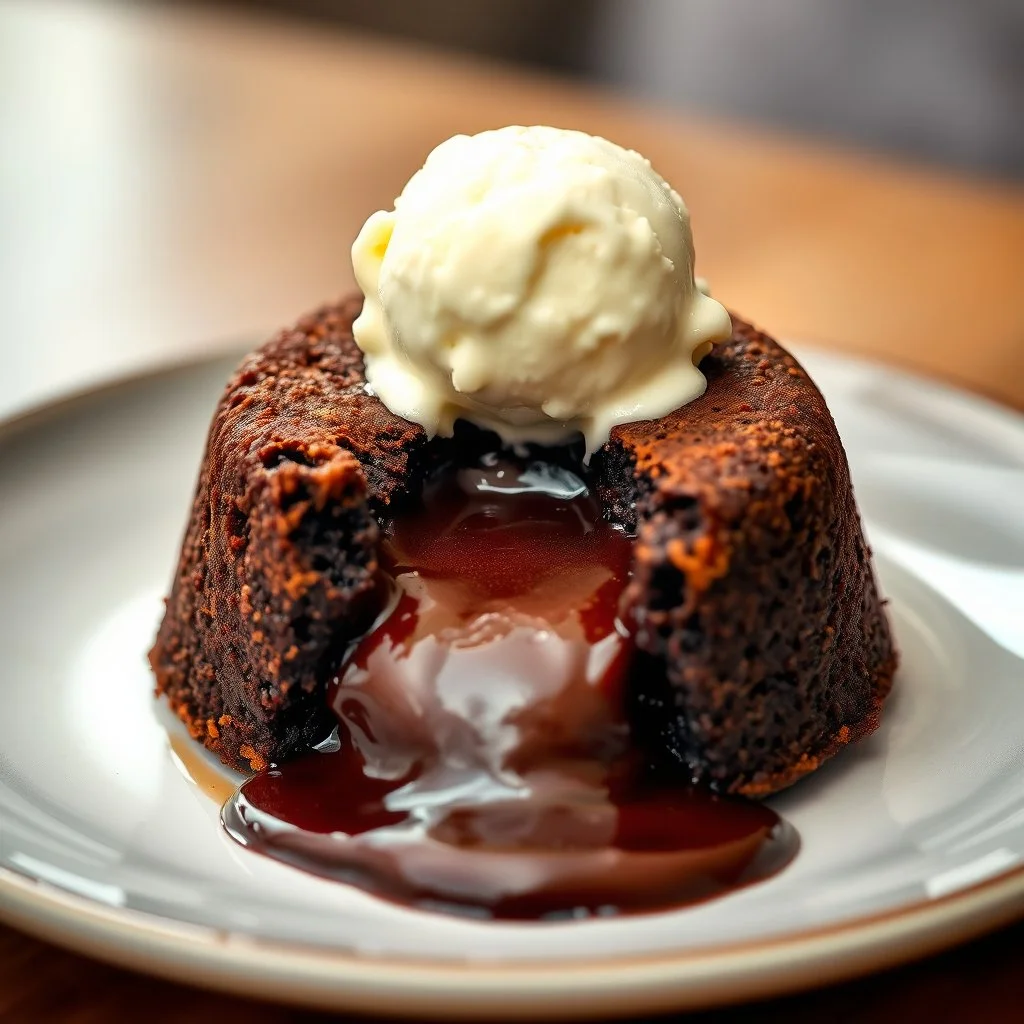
[150,299,896,792]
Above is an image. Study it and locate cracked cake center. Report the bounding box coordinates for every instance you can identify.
[224,453,796,918]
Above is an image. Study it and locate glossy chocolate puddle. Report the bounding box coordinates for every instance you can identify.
[222,453,798,920]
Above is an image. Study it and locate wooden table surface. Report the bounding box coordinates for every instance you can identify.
[2,1,1024,1021]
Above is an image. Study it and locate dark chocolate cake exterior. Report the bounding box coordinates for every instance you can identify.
[149,296,896,794]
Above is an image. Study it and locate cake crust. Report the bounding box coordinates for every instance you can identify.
[150,297,896,793]
[600,322,896,794]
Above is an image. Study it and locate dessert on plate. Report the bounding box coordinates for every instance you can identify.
[150,126,896,918]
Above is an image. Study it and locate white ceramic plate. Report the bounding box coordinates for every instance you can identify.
[1,346,1024,1019]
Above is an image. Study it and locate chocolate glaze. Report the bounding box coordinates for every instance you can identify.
[223,456,797,919]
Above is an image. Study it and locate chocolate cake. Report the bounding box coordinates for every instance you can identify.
[150,295,896,797]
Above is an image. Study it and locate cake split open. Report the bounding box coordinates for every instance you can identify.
[219,452,797,917]
[149,299,895,916]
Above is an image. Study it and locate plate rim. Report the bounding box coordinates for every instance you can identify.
[3,346,1024,1018]
[4,862,1024,1018]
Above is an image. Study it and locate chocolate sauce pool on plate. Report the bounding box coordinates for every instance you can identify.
[223,455,797,919]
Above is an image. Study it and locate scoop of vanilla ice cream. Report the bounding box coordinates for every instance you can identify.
[351,125,731,454]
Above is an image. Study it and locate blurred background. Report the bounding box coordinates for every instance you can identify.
[212,0,1024,178]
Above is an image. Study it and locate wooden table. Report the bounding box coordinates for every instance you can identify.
[2,2,1024,1020]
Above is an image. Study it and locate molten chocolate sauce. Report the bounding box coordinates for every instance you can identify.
[223,454,797,919]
